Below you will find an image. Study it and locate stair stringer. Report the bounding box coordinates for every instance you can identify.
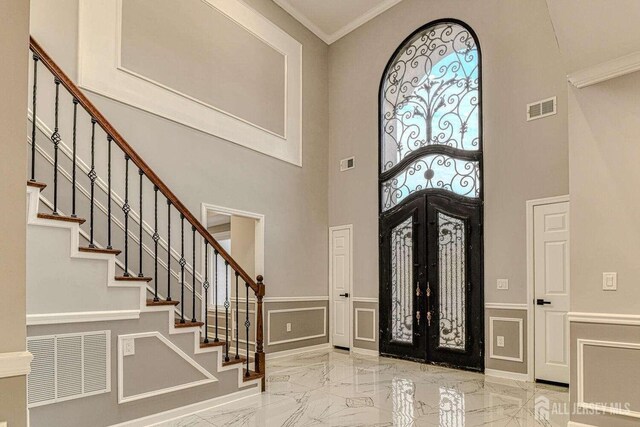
[26,185,261,395]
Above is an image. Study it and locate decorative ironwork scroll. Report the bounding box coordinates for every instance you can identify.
[391,218,414,343]
[438,212,466,350]
[381,22,479,172]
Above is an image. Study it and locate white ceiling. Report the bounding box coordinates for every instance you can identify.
[273,0,404,44]
[546,0,640,74]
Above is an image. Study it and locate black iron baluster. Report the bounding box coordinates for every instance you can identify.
[51,78,61,215]
[235,272,240,360]
[71,99,78,217]
[224,261,230,362]
[179,214,185,323]
[191,226,197,323]
[106,136,112,249]
[138,169,144,277]
[166,200,172,301]
[153,186,159,302]
[214,251,219,342]
[203,242,210,344]
[122,155,130,276]
[245,282,250,376]
[88,119,96,246]
[30,54,39,182]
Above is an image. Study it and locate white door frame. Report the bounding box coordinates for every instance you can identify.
[200,202,265,321]
[328,224,353,349]
[526,195,570,382]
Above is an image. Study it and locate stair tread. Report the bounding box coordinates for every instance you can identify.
[27,180,47,189]
[243,371,264,382]
[79,246,121,256]
[146,299,179,306]
[175,320,204,328]
[38,213,86,224]
[223,356,247,367]
[199,340,226,348]
[114,275,152,282]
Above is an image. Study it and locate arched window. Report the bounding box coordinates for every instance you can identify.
[380,20,481,212]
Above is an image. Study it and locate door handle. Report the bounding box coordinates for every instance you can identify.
[536,299,551,305]
[339,293,349,298]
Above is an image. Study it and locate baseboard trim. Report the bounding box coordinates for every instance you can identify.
[351,347,379,357]
[265,343,331,360]
[109,387,260,427]
[485,368,529,382]
[0,351,33,378]
[567,421,596,427]
[27,310,141,325]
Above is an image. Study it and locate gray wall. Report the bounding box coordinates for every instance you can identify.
[0,0,30,425]
[30,0,329,300]
[567,64,640,426]
[327,0,568,307]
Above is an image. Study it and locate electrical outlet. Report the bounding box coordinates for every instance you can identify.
[497,279,509,290]
[286,323,292,332]
[497,336,505,348]
[603,272,617,291]
[123,338,135,356]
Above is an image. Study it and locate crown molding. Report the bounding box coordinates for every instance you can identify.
[273,0,404,45]
[568,51,640,88]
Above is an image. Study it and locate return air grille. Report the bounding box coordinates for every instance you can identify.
[527,96,557,121]
[27,331,110,407]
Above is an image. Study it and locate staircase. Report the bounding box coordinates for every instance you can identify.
[25,37,266,426]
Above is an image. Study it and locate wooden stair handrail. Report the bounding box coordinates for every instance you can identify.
[29,36,260,295]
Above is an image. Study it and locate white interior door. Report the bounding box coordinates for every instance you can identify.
[534,201,570,383]
[330,226,352,348]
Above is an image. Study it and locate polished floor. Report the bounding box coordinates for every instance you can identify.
[160,348,569,426]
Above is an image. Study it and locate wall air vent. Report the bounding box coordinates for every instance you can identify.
[27,331,110,407]
[527,96,557,121]
[340,157,355,172]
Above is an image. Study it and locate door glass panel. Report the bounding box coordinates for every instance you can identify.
[391,217,414,343]
[381,153,480,212]
[438,212,466,350]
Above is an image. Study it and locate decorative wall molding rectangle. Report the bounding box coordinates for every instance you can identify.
[354,308,376,342]
[489,317,524,363]
[117,332,217,404]
[568,51,640,89]
[78,0,302,166]
[0,351,33,379]
[577,338,640,419]
[267,306,327,346]
[569,312,640,326]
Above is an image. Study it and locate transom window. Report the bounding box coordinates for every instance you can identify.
[380,21,481,212]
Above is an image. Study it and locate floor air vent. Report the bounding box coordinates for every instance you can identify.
[527,96,556,121]
[27,331,110,407]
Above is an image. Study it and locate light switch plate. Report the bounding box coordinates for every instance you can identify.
[603,272,617,291]
[497,279,509,290]
[123,338,135,356]
[286,323,292,332]
[497,336,505,348]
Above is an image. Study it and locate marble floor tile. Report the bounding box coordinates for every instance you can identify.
[154,349,569,427]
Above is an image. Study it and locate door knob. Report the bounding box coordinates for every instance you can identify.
[339,293,349,297]
[536,299,551,305]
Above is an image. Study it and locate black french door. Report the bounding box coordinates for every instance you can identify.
[379,193,484,371]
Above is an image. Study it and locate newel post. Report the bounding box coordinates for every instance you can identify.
[254,275,266,391]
